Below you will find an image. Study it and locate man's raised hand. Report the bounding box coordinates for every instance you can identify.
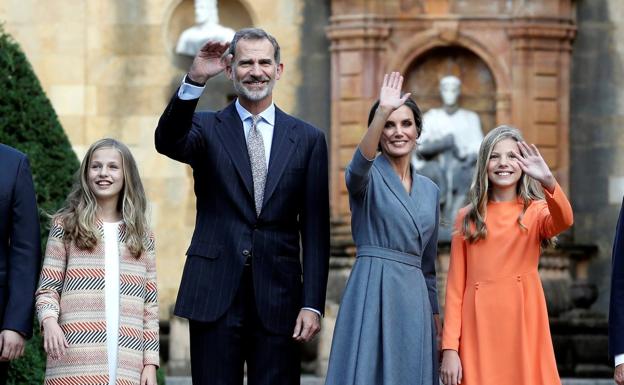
[188,41,232,84]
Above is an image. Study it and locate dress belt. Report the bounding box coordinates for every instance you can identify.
[356,245,421,269]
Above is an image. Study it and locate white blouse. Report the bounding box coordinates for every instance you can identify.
[103,221,121,385]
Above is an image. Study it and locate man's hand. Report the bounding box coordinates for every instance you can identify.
[0,330,25,361]
[188,41,232,84]
[292,309,320,343]
[615,363,624,385]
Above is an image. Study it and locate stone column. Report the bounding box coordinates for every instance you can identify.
[325,14,390,250]
[508,21,576,191]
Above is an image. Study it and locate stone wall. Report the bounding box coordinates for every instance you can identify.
[570,0,624,313]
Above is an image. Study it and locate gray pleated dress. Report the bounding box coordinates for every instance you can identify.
[325,149,440,385]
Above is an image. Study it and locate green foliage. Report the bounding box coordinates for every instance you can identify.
[0,24,79,239]
[157,366,166,385]
[0,25,78,384]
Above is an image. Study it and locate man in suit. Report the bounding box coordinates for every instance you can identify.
[0,144,41,384]
[155,28,330,384]
[611,197,624,385]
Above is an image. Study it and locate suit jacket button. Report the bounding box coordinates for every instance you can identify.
[242,249,250,256]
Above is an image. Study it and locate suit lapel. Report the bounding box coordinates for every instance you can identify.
[214,103,254,199]
[262,108,297,210]
[374,154,423,242]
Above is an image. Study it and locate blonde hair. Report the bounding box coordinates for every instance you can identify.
[53,138,149,257]
[461,125,549,244]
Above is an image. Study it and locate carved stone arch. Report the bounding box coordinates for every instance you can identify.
[387,30,511,124]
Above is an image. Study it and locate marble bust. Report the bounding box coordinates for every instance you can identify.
[412,75,484,239]
[176,0,235,56]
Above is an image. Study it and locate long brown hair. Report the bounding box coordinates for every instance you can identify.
[53,138,149,257]
[461,125,548,244]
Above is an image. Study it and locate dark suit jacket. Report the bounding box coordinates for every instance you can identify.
[610,197,624,359]
[155,95,330,335]
[0,144,41,338]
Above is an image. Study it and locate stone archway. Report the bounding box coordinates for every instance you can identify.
[403,45,497,135]
[387,30,512,127]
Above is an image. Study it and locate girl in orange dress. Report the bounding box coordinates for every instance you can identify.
[440,125,573,385]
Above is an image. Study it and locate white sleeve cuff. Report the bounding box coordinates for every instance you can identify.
[302,307,321,317]
[177,75,205,100]
[615,353,624,367]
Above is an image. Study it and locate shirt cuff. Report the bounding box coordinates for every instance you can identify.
[178,75,205,100]
[302,307,321,317]
[615,353,624,367]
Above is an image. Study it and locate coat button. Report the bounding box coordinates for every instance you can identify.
[242,249,250,257]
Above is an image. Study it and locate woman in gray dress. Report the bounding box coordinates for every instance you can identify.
[325,72,440,385]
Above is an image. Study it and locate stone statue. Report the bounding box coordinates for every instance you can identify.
[412,75,484,240]
[176,0,235,56]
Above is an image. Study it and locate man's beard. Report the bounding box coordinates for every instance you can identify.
[232,73,275,101]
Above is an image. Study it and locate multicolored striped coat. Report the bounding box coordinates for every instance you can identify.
[35,219,159,385]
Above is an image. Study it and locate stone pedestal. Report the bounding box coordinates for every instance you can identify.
[168,315,191,376]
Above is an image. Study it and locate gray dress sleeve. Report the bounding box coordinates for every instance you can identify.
[345,148,375,196]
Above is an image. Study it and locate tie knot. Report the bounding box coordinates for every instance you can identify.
[251,115,261,126]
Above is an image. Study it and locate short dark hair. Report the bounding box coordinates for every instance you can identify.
[228,28,281,64]
[367,96,423,136]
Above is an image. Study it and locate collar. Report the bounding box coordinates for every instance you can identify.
[235,98,275,126]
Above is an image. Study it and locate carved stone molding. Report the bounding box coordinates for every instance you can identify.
[326,15,391,51]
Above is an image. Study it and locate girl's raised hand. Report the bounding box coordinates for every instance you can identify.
[512,141,556,193]
[378,72,411,111]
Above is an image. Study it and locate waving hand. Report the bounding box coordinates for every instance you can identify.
[512,141,556,193]
[188,41,232,84]
[378,72,411,111]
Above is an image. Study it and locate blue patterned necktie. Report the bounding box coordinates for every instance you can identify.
[247,115,266,216]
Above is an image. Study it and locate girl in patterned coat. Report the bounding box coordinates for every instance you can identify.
[36,138,159,385]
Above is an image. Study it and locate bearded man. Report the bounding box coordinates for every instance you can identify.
[155,28,330,385]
